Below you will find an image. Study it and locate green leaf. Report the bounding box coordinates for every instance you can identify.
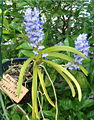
[16,1,27,7]
[19,50,34,57]
[44,69,56,87]
[55,69,76,97]
[40,65,58,120]
[12,114,20,120]
[48,52,74,63]
[77,111,88,120]
[74,9,81,17]
[59,98,73,110]
[32,63,39,119]
[16,42,32,50]
[2,59,9,62]
[80,99,94,109]
[43,110,55,117]
[89,37,94,44]
[90,47,94,52]
[62,9,69,15]
[22,115,27,120]
[87,110,94,119]
[37,67,55,107]
[17,56,34,96]
[42,59,82,101]
[64,37,69,46]
[79,65,88,76]
[42,46,87,59]
[0,9,2,14]
[76,72,89,88]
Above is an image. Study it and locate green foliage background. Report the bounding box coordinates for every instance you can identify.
[0,0,94,120]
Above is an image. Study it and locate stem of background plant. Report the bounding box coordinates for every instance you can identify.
[0,0,4,77]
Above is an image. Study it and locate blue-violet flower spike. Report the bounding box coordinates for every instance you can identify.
[24,8,45,56]
[65,33,90,70]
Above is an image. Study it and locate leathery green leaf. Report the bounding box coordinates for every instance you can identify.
[17,56,34,96]
[42,60,82,101]
[37,67,55,107]
[48,52,74,63]
[32,63,39,119]
[40,65,58,120]
[42,46,87,59]
[79,65,88,76]
[55,68,76,97]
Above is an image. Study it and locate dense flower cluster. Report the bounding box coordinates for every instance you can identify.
[24,8,48,59]
[65,33,90,70]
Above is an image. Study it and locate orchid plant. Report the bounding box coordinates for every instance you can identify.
[17,8,89,120]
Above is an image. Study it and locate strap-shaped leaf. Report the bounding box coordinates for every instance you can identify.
[42,63,75,97]
[42,60,82,101]
[17,56,34,96]
[42,46,87,59]
[55,67,76,97]
[37,67,55,107]
[79,65,88,76]
[32,63,39,119]
[48,52,74,63]
[40,65,58,120]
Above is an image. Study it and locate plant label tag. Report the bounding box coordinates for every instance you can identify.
[0,74,29,103]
